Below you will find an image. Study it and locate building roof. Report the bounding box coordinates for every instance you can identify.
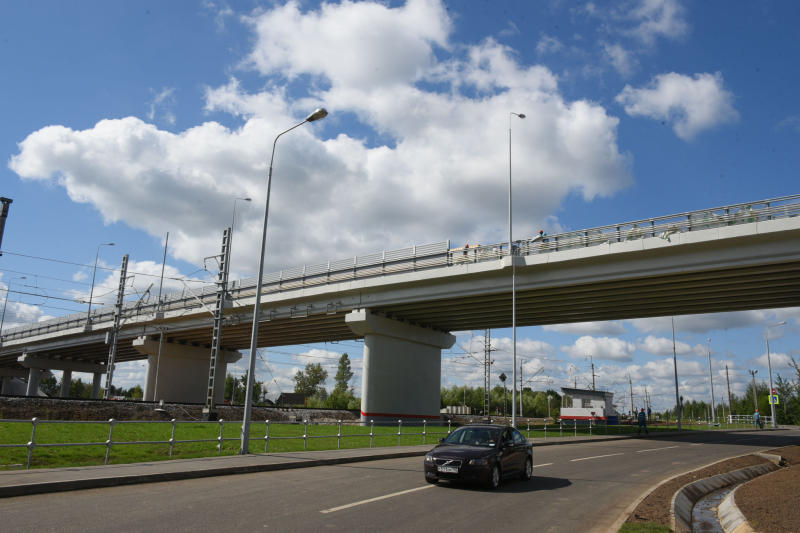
[560,387,613,399]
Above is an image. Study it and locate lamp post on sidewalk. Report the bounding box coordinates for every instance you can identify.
[85,242,115,329]
[240,108,328,455]
[765,321,786,428]
[509,111,525,428]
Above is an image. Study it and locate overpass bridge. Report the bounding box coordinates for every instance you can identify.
[2,194,799,420]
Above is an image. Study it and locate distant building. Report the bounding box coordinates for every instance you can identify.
[559,387,619,424]
[276,392,306,407]
[440,405,472,415]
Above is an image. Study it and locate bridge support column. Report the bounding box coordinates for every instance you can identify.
[60,370,72,397]
[26,368,43,396]
[345,309,455,424]
[133,337,242,404]
[91,373,102,399]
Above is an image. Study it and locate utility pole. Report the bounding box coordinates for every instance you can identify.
[671,317,681,430]
[628,374,634,417]
[519,358,524,417]
[707,338,716,423]
[483,329,493,417]
[104,254,129,398]
[748,369,759,413]
[590,355,596,391]
[725,365,733,422]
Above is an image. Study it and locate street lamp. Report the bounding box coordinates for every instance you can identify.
[86,242,115,328]
[1,276,26,345]
[240,108,328,455]
[509,111,525,428]
[707,338,716,424]
[765,321,786,429]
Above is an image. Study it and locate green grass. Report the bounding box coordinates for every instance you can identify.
[618,522,672,533]
[0,420,452,470]
[0,419,751,470]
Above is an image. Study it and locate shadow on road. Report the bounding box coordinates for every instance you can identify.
[434,476,571,494]
[634,429,799,449]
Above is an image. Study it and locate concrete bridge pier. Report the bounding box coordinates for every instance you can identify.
[18,355,103,398]
[133,337,242,404]
[345,309,455,425]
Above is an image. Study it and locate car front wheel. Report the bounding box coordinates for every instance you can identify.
[520,457,532,481]
[487,465,501,490]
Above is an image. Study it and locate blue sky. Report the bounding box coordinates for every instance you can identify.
[1,0,799,411]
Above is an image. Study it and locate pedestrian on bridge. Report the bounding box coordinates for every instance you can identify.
[637,408,648,435]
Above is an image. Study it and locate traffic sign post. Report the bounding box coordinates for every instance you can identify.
[769,395,780,405]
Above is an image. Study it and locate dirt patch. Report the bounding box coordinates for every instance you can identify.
[625,454,770,526]
[735,445,800,533]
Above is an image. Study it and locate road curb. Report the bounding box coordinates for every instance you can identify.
[718,484,755,533]
[670,459,781,533]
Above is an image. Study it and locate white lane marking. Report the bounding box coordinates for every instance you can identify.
[637,446,679,453]
[690,443,704,446]
[571,453,624,462]
[320,485,434,514]
[533,463,553,468]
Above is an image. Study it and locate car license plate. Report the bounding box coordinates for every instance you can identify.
[437,465,458,473]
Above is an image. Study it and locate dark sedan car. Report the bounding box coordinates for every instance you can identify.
[424,424,533,489]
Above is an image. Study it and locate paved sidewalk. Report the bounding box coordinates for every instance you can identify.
[0,432,649,498]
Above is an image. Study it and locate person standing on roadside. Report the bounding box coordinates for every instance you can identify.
[754,408,763,429]
[637,408,648,435]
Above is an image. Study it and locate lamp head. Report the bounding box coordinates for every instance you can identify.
[306,108,328,122]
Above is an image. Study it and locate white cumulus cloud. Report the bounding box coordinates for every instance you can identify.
[562,335,637,362]
[616,71,739,140]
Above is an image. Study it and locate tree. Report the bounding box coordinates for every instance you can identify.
[39,373,58,396]
[294,362,328,397]
[333,353,353,394]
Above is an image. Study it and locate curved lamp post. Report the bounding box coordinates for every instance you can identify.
[509,111,525,428]
[86,242,115,328]
[765,321,786,429]
[240,108,328,454]
[1,276,26,346]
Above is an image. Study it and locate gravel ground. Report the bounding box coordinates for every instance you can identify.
[735,446,800,533]
[625,453,771,526]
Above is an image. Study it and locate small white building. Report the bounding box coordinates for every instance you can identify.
[559,387,619,424]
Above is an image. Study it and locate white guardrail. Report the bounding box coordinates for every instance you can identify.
[4,193,800,341]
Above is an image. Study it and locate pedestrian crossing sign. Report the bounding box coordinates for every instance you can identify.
[769,394,779,405]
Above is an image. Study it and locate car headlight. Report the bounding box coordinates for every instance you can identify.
[469,457,489,465]
[425,454,435,463]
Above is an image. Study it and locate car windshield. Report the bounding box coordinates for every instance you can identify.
[442,427,500,447]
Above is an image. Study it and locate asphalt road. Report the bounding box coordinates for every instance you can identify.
[2,429,798,533]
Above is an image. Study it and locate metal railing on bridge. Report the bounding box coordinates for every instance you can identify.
[4,193,799,341]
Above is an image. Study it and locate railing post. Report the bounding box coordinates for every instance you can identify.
[370,420,374,448]
[560,421,562,437]
[26,417,39,469]
[303,419,308,451]
[544,422,547,439]
[423,420,427,445]
[574,419,577,437]
[447,419,452,434]
[217,419,225,453]
[264,420,270,453]
[169,419,177,457]
[105,418,116,465]
[397,419,402,446]
[527,420,530,439]
[337,420,342,450]
[589,418,592,436]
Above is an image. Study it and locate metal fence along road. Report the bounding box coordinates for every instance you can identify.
[0,416,765,470]
[4,193,799,342]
